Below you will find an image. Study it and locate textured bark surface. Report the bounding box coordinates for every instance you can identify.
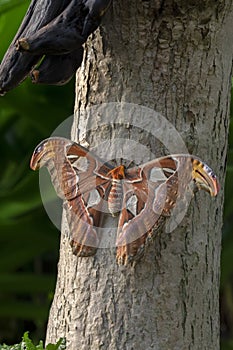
[46,1,233,349]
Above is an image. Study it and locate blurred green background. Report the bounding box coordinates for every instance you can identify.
[0,1,232,348]
[0,0,74,344]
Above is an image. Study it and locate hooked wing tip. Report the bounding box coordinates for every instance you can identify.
[192,160,220,197]
[30,140,48,171]
[208,173,220,197]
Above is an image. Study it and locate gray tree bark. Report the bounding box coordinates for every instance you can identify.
[46,1,233,349]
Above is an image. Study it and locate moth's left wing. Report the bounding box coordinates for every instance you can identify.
[30,136,113,256]
[116,155,219,265]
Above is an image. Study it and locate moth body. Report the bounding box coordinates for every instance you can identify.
[108,179,123,217]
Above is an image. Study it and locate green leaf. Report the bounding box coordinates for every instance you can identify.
[0,333,66,349]
[0,0,29,15]
[21,332,36,350]
[45,338,66,350]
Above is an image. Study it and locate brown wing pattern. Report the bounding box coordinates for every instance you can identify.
[30,136,113,256]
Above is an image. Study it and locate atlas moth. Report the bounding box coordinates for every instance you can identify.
[30,137,219,265]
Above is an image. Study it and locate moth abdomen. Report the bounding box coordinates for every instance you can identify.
[108,180,123,216]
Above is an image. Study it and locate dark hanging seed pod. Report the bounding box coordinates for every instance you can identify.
[16,0,85,55]
[82,0,112,39]
[0,0,112,95]
[0,0,71,95]
[31,47,84,85]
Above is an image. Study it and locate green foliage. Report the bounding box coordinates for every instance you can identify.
[220,81,233,349]
[0,1,29,53]
[221,342,233,350]
[0,0,74,344]
[0,0,29,15]
[0,332,66,350]
[221,82,233,285]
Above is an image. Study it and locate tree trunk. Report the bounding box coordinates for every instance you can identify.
[46,1,233,349]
